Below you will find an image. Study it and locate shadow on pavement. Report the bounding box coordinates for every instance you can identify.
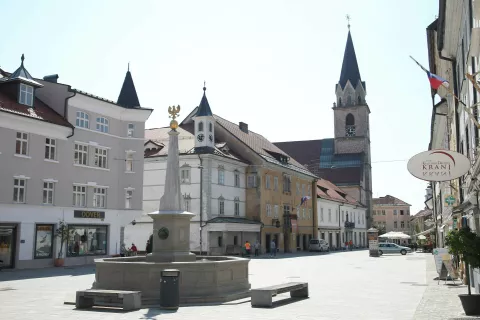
[251,297,309,309]
[140,308,177,319]
[249,249,367,260]
[0,265,95,281]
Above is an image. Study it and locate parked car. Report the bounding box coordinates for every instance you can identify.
[378,243,412,255]
[308,239,330,252]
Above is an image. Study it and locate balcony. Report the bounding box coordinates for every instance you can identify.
[344,221,355,229]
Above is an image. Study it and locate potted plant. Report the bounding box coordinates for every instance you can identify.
[445,226,480,316]
[53,220,69,267]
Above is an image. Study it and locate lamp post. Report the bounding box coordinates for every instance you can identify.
[197,156,204,256]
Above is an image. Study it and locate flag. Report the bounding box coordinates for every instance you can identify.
[300,196,311,206]
[410,56,449,89]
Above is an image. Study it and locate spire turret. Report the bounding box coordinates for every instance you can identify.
[117,65,140,108]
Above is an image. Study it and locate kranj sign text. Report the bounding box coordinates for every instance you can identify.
[407,149,470,182]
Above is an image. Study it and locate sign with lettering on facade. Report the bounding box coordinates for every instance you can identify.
[74,210,105,219]
[407,149,470,182]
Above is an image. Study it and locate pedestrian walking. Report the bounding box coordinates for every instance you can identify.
[245,241,251,256]
[254,240,260,256]
[270,240,276,257]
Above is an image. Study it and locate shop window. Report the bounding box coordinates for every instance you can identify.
[34,224,53,259]
[67,225,108,257]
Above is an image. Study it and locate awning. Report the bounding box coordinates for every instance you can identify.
[414,227,435,237]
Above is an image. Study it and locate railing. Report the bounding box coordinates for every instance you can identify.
[344,221,355,228]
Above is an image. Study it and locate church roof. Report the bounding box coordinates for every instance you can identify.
[117,68,140,108]
[338,31,364,90]
[195,86,213,117]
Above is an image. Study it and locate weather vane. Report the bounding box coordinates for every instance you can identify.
[168,105,181,130]
[346,14,351,30]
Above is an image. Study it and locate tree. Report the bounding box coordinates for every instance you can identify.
[54,220,69,259]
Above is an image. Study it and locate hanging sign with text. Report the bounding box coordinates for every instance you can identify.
[407,149,470,182]
[74,210,105,219]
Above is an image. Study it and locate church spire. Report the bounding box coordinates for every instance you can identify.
[117,64,140,108]
[195,82,213,116]
[338,28,363,90]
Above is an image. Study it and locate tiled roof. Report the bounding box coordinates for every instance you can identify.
[73,89,152,111]
[313,167,362,185]
[413,209,432,218]
[317,178,362,206]
[273,139,323,167]
[373,195,411,206]
[0,90,72,128]
[214,114,316,178]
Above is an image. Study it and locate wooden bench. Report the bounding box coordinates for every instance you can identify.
[251,282,308,308]
[75,289,141,311]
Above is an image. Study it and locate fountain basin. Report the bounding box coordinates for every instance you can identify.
[92,255,251,305]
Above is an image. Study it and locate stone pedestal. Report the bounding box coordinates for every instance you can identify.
[147,211,196,262]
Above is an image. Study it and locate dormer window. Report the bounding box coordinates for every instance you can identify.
[19,84,34,107]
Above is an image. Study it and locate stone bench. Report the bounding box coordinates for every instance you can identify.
[76,289,141,311]
[251,282,308,308]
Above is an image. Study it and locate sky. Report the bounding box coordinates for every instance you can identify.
[0,0,438,214]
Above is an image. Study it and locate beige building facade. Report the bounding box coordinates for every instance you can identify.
[372,195,412,236]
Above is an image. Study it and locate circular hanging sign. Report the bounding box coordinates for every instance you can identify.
[158,227,169,240]
[407,149,470,182]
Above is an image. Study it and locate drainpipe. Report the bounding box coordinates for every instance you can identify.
[66,88,77,138]
[197,154,204,255]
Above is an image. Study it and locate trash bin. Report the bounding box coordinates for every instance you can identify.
[160,269,180,310]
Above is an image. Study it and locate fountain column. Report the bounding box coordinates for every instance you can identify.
[146,106,196,262]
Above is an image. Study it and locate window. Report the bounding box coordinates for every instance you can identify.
[19,84,34,106]
[320,208,324,221]
[234,198,240,216]
[13,178,26,203]
[45,138,56,160]
[233,236,238,246]
[67,225,107,257]
[96,117,109,133]
[247,174,256,188]
[265,175,271,189]
[126,153,134,172]
[34,224,53,259]
[218,236,223,247]
[76,111,89,128]
[342,210,345,222]
[302,184,306,197]
[125,189,133,209]
[283,174,291,193]
[219,197,225,215]
[296,206,300,219]
[198,122,204,132]
[266,204,272,217]
[273,177,279,191]
[373,210,376,215]
[358,96,362,104]
[400,210,405,215]
[218,168,225,185]
[401,221,405,229]
[393,210,397,215]
[127,123,135,137]
[73,185,86,207]
[283,205,290,216]
[94,147,108,169]
[274,205,279,218]
[43,182,54,205]
[328,209,332,222]
[181,168,190,183]
[209,122,213,132]
[183,194,191,211]
[296,182,300,194]
[74,144,88,165]
[382,210,386,215]
[394,221,398,229]
[234,172,240,187]
[335,210,338,222]
[93,187,107,208]
[15,132,28,155]
[346,113,355,125]
[302,208,306,219]
[357,214,360,224]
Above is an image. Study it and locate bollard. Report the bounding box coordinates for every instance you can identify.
[160,269,180,310]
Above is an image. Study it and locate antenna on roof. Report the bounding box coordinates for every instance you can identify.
[128,62,130,72]
[203,80,206,91]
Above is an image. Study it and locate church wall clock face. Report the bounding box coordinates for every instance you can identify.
[346,126,356,137]
[197,134,205,142]
[209,134,213,142]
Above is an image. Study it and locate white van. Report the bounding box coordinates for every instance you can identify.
[308,239,329,252]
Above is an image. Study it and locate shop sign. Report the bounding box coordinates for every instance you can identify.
[444,195,455,206]
[74,210,105,219]
[407,149,470,182]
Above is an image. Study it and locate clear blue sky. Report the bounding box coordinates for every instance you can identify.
[1,0,438,214]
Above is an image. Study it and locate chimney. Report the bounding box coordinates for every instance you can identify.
[43,74,59,83]
[239,122,249,133]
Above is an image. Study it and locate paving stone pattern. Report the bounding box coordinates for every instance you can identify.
[0,251,471,320]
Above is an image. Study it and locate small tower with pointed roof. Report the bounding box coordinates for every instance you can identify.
[117,64,141,108]
[193,84,215,152]
[6,54,43,108]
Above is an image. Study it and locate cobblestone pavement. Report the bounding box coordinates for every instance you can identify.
[0,250,467,320]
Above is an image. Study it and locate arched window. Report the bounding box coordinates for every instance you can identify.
[209,122,213,132]
[358,96,362,104]
[198,121,204,132]
[337,97,342,106]
[347,95,352,105]
[346,114,355,126]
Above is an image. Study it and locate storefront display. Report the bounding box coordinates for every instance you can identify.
[67,225,108,257]
[34,224,53,259]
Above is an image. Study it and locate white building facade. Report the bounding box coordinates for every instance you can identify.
[0,59,151,269]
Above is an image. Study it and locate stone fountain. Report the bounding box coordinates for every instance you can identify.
[91,106,251,305]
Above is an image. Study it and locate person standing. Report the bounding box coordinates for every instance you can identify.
[130,243,138,256]
[254,240,260,256]
[270,240,276,257]
[245,241,251,256]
